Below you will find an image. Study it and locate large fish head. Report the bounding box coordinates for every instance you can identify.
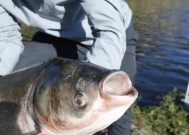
[33,58,138,135]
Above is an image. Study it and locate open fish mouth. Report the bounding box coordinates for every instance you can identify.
[99,71,138,108]
[101,71,137,96]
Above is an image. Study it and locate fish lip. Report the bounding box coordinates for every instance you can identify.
[99,71,133,96]
[126,87,138,97]
[99,71,138,108]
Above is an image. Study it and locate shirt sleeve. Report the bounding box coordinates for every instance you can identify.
[80,0,132,69]
[0,6,24,75]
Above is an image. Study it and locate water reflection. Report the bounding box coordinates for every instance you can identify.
[127,0,189,105]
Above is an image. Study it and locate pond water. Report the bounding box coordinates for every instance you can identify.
[127,0,189,106]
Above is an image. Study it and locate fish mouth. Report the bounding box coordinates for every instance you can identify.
[101,71,136,95]
[100,71,138,106]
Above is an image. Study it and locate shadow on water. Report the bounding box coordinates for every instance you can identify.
[127,0,189,106]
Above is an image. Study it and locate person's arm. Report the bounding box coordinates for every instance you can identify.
[0,6,24,75]
[80,0,132,69]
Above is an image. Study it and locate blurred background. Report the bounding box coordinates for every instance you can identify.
[127,0,189,106]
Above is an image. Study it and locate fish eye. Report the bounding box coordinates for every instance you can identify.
[73,94,86,107]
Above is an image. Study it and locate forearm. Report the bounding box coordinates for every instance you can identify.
[80,0,132,69]
[0,6,24,75]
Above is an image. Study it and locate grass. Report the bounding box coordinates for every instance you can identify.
[20,23,36,44]
[131,89,189,135]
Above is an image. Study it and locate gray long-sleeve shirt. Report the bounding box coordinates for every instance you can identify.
[0,0,132,75]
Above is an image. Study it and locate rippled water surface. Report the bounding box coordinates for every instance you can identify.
[127,0,189,105]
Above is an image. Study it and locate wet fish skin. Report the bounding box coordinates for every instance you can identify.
[0,57,138,135]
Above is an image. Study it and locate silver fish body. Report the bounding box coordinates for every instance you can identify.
[0,57,138,135]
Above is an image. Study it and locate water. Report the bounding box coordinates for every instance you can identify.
[127,0,189,106]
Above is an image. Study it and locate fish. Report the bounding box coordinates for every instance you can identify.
[0,57,138,135]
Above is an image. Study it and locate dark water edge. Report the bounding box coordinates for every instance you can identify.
[127,0,189,106]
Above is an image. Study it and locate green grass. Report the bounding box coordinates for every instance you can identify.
[131,89,189,135]
[20,23,36,44]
